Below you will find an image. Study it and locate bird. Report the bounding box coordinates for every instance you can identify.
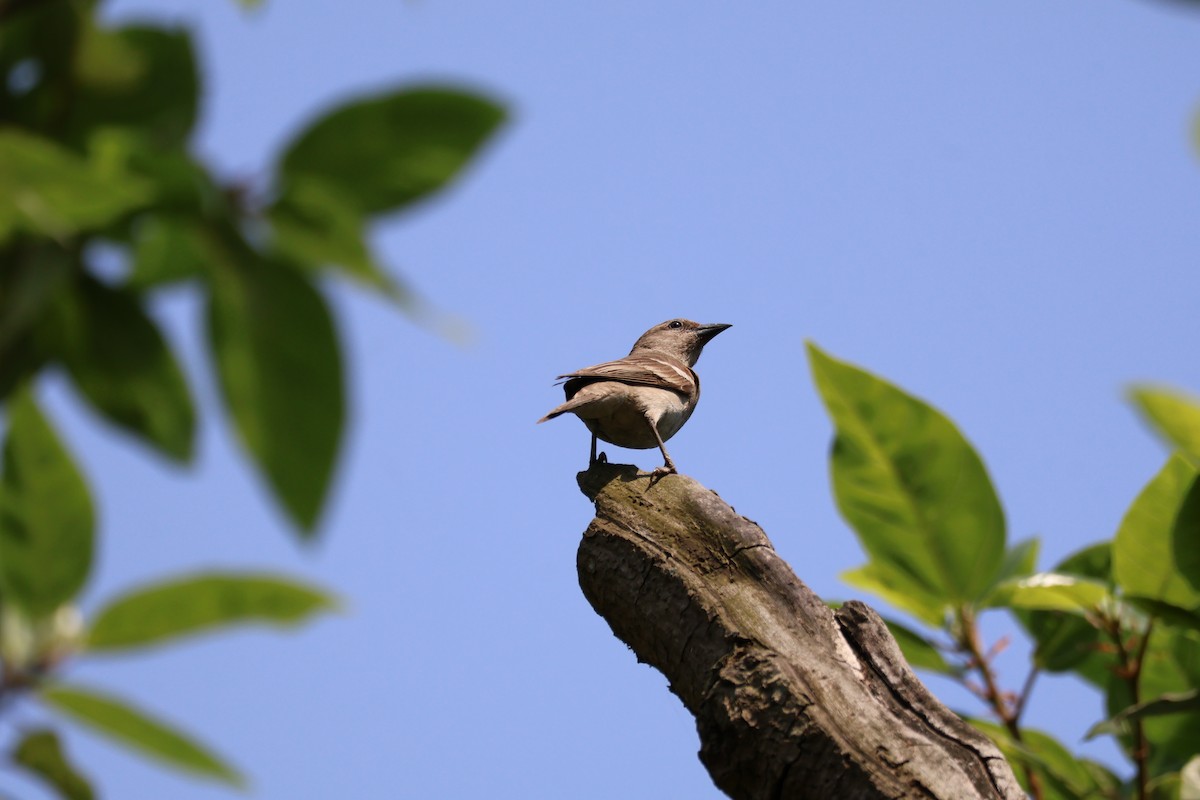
[538,319,731,477]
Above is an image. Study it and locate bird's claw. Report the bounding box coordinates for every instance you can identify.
[648,463,677,486]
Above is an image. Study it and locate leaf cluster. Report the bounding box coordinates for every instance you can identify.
[810,344,1200,800]
[0,0,503,795]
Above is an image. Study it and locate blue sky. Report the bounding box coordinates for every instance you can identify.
[15,1,1200,797]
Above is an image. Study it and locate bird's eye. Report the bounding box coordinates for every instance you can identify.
[668,320,683,329]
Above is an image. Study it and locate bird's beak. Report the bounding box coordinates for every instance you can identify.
[696,323,732,343]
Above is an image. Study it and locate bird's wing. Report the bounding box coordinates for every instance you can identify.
[557,354,697,395]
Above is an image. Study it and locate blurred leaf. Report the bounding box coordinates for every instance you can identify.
[1087,689,1200,739]
[1113,455,1200,612]
[981,537,1040,606]
[808,343,1006,607]
[1173,475,1200,594]
[990,573,1111,614]
[0,242,72,403]
[267,177,400,295]
[1128,597,1200,632]
[1056,541,1114,584]
[278,86,505,216]
[11,729,94,800]
[39,684,241,787]
[1131,385,1200,466]
[0,241,71,353]
[1106,625,1200,774]
[88,572,335,652]
[1022,610,1109,681]
[1173,627,1200,683]
[878,615,959,676]
[52,273,195,461]
[1017,542,1113,678]
[0,129,150,243]
[0,1,83,131]
[89,129,221,216]
[70,25,199,148]
[1183,755,1200,800]
[0,332,47,407]
[128,215,210,289]
[971,719,1121,800]
[841,562,946,627]
[206,241,344,533]
[0,391,94,616]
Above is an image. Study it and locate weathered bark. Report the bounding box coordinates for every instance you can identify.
[576,462,1023,800]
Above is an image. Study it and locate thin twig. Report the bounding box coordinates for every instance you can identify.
[956,606,1044,800]
[1012,666,1040,726]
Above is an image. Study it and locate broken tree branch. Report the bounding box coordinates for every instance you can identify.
[575,462,1023,800]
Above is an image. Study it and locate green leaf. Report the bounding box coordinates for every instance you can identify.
[0,242,72,354]
[267,177,401,296]
[990,573,1112,614]
[90,129,221,216]
[0,391,94,616]
[0,129,150,243]
[0,242,72,403]
[39,684,241,787]
[808,343,1006,607]
[0,2,83,132]
[1131,385,1200,466]
[840,562,947,627]
[1113,455,1200,612]
[70,26,200,148]
[1173,475,1200,595]
[52,273,195,461]
[87,572,335,652]
[278,86,505,216]
[878,615,959,676]
[206,243,344,533]
[981,537,1040,606]
[1105,625,1200,774]
[971,720,1121,800]
[1087,689,1200,739]
[129,215,210,289]
[1016,542,1113,679]
[11,729,94,800]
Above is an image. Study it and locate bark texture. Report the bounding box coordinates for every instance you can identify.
[575,462,1023,800]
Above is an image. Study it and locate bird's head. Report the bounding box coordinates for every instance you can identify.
[629,319,732,366]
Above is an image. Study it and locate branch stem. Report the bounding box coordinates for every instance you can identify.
[957,606,1044,800]
[1104,614,1155,800]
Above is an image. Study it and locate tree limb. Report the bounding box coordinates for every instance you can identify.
[576,462,1023,800]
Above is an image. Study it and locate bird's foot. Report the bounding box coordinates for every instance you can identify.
[647,463,677,486]
[588,451,609,468]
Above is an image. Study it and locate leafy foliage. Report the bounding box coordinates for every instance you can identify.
[810,344,1200,800]
[87,573,335,652]
[11,729,94,800]
[0,391,93,618]
[0,0,503,793]
[808,342,1005,613]
[39,685,242,786]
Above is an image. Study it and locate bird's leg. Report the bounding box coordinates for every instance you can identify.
[646,418,677,480]
[589,433,608,466]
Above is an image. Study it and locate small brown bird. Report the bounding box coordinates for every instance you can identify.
[538,319,731,477]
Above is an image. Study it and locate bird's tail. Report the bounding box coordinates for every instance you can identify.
[537,396,586,424]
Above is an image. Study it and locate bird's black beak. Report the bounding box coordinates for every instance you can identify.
[696,323,732,344]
